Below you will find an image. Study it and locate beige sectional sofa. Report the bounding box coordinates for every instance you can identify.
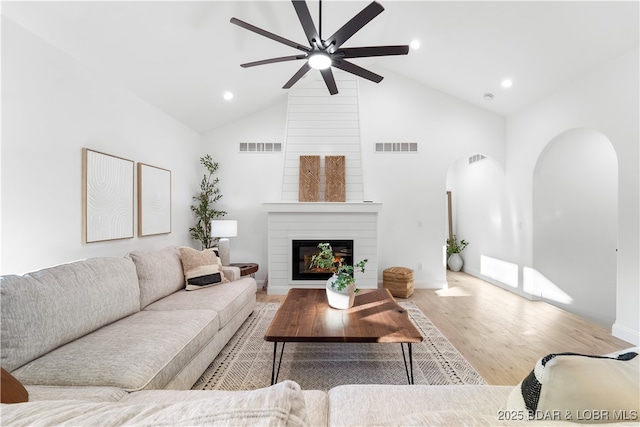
[1,248,638,426]
[0,246,257,391]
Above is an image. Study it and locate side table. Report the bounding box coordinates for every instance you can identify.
[229,263,258,278]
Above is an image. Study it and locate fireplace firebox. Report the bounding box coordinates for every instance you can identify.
[292,240,354,281]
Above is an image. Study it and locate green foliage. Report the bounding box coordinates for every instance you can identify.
[446,234,469,254]
[308,243,368,292]
[189,155,227,249]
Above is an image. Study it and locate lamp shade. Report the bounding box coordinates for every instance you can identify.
[211,220,237,238]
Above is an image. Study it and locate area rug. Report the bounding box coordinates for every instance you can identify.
[192,302,486,391]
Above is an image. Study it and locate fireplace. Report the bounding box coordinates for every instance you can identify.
[263,202,381,294]
[292,240,354,281]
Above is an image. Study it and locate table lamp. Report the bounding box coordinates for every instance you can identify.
[211,220,237,266]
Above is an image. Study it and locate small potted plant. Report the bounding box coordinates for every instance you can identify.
[309,243,368,309]
[446,235,469,272]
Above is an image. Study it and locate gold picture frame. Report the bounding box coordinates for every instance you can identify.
[137,163,172,236]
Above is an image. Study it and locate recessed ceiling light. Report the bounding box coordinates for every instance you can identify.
[501,79,513,88]
[223,91,234,100]
[410,39,421,50]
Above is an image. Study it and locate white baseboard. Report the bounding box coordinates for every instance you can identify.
[612,322,640,346]
[462,267,539,301]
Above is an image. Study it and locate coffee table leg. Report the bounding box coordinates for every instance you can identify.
[271,342,286,385]
[400,343,415,385]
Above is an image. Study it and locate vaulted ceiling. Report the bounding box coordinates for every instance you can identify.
[2,1,638,133]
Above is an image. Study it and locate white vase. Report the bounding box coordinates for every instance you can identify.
[325,274,356,309]
[447,253,463,272]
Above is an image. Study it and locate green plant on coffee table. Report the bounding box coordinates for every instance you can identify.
[446,235,469,254]
[308,243,368,292]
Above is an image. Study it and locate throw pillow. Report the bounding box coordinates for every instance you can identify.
[1,368,29,403]
[178,247,229,291]
[209,247,221,264]
[506,351,639,423]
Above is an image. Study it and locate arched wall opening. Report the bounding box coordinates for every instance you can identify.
[532,128,618,327]
[445,153,521,290]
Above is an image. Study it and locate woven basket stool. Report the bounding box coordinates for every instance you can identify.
[382,266,414,298]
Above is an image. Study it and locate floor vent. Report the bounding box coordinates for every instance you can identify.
[375,142,418,153]
[469,154,486,164]
[239,142,282,153]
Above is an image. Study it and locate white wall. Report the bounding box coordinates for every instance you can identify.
[1,18,202,275]
[203,69,505,289]
[532,129,617,326]
[504,48,639,343]
[282,73,364,202]
[359,69,505,287]
[201,101,288,287]
[447,156,522,291]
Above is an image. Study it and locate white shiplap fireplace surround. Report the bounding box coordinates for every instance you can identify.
[263,202,382,295]
[263,72,382,295]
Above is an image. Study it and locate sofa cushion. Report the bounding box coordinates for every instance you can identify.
[120,385,326,427]
[25,385,127,402]
[0,257,140,372]
[178,247,229,291]
[129,246,185,308]
[1,368,28,403]
[506,351,639,423]
[144,277,257,328]
[329,384,512,426]
[11,309,220,392]
[0,380,309,427]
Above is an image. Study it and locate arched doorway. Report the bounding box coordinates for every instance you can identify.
[532,128,618,327]
[445,153,516,285]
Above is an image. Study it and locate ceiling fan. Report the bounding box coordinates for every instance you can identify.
[230,0,409,95]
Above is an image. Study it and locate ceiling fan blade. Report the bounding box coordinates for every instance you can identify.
[325,1,384,51]
[292,0,320,47]
[230,17,310,52]
[241,55,307,68]
[283,62,312,89]
[333,60,383,83]
[339,45,409,59]
[320,68,339,95]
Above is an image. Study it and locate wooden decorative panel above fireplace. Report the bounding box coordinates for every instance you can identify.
[299,155,320,202]
[325,155,346,202]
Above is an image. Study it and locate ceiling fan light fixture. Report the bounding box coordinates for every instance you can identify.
[308,53,332,70]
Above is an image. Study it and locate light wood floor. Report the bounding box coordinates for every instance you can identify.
[257,271,633,385]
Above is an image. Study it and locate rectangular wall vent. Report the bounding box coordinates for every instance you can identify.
[469,154,486,164]
[239,142,282,153]
[375,142,418,153]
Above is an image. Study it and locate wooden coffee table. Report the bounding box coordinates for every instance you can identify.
[264,288,423,385]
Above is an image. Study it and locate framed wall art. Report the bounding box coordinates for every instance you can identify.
[82,148,134,243]
[137,163,172,236]
[299,155,320,202]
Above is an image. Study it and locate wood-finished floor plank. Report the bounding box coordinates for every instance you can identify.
[257,271,633,385]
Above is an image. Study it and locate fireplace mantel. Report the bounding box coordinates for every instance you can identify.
[262,202,382,214]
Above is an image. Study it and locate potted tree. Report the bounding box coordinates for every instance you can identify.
[308,242,368,309]
[446,235,469,272]
[189,155,227,249]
